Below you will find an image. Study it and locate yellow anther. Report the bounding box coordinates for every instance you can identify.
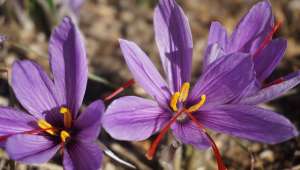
[170,92,180,112]
[60,107,69,114]
[37,119,56,135]
[187,95,206,113]
[179,82,190,102]
[60,130,70,142]
[60,107,72,128]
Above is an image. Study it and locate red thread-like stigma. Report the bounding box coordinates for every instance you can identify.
[146,109,227,170]
[263,77,284,88]
[145,110,184,160]
[186,112,227,170]
[60,141,65,156]
[253,21,282,59]
[0,127,55,142]
[104,79,135,101]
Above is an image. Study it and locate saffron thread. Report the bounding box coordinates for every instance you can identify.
[263,77,284,88]
[0,127,55,142]
[253,21,282,59]
[104,79,135,101]
[186,112,227,170]
[145,110,185,160]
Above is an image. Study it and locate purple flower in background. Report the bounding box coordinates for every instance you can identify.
[66,0,85,15]
[103,0,298,168]
[0,17,103,170]
[204,0,300,105]
[0,35,7,43]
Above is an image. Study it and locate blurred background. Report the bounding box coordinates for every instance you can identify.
[0,0,300,169]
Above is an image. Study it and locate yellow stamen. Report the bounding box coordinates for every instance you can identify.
[179,82,190,102]
[187,95,206,113]
[37,119,56,135]
[170,92,180,112]
[60,107,72,128]
[60,130,70,142]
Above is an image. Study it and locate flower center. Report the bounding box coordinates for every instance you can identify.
[169,82,206,121]
[37,106,73,143]
[146,82,226,170]
[146,82,207,158]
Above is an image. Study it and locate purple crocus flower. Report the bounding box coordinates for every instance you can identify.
[65,0,85,16]
[0,35,7,43]
[102,0,298,168]
[204,0,300,105]
[0,17,103,170]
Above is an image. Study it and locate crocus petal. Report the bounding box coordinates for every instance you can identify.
[12,61,57,117]
[103,96,171,141]
[190,53,255,106]
[63,141,102,170]
[49,16,87,116]
[119,39,171,106]
[0,107,36,136]
[254,38,286,81]
[67,0,84,15]
[203,21,228,70]
[207,21,228,49]
[74,100,104,141]
[154,0,193,92]
[6,134,60,164]
[0,35,7,43]
[240,71,300,105]
[203,43,225,70]
[171,122,210,149]
[198,105,298,144]
[229,0,273,53]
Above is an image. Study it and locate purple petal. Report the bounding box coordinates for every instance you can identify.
[207,21,228,49]
[240,71,300,105]
[6,134,60,164]
[49,16,87,117]
[119,39,171,106]
[154,0,193,92]
[12,61,58,116]
[171,122,210,149]
[74,100,104,141]
[254,38,286,81]
[189,53,255,106]
[229,0,273,53]
[203,43,225,70]
[0,35,7,43]
[67,0,84,15]
[0,107,36,136]
[198,105,298,144]
[63,141,102,170]
[103,96,171,141]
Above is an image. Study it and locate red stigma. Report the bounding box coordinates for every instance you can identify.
[263,77,284,88]
[0,128,55,142]
[145,110,184,160]
[146,110,227,170]
[60,141,65,156]
[0,135,11,141]
[104,79,135,101]
[186,112,227,170]
[253,21,282,59]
